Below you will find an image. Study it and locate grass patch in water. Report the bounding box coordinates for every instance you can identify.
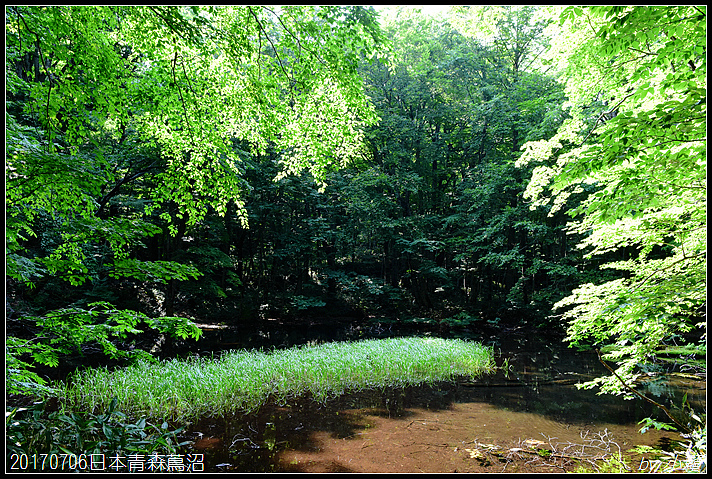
[60,337,494,421]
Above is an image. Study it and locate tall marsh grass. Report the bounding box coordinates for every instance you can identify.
[60,337,494,421]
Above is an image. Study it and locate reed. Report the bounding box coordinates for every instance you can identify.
[60,337,494,421]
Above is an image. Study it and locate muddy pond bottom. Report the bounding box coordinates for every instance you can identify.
[182,375,701,473]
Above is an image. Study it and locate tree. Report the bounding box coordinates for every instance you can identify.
[5,5,384,394]
[518,6,706,423]
[339,6,573,323]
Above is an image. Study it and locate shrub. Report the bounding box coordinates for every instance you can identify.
[6,398,188,461]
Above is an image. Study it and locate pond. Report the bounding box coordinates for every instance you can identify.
[174,321,705,473]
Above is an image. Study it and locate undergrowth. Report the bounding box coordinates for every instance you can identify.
[6,398,188,460]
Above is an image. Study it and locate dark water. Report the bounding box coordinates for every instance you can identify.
[173,322,705,472]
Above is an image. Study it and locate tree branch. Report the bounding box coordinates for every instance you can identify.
[262,6,328,68]
[579,91,635,146]
[247,7,293,88]
[627,252,706,294]
[595,349,691,434]
[171,51,196,147]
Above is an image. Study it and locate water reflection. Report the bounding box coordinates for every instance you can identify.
[178,327,704,472]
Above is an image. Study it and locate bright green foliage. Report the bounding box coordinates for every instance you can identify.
[518,6,706,399]
[6,5,382,233]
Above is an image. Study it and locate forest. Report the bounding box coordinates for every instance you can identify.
[5,5,706,473]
